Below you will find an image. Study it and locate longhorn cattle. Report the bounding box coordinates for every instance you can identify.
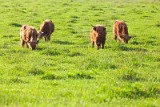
[90,25,107,50]
[20,25,39,50]
[38,19,54,41]
[113,20,132,43]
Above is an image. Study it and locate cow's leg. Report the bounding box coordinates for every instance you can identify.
[96,43,100,50]
[92,41,94,48]
[102,41,105,49]
[26,43,29,48]
[45,34,50,41]
[97,45,100,50]
[44,37,47,41]
[117,36,124,43]
[96,40,100,50]
[47,34,51,41]
[21,40,25,47]
[114,35,117,40]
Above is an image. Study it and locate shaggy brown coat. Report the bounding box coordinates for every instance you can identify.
[113,20,132,43]
[90,25,106,50]
[20,25,39,50]
[38,19,54,41]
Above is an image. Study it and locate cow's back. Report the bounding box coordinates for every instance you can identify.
[40,19,54,34]
[21,25,37,42]
[113,20,129,35]
[27,27,38,42]
[48,20,54,33]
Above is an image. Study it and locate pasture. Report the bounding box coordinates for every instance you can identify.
[0,0,160,106]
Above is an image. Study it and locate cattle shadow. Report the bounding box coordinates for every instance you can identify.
[117,86,158,99]
[41,73,94,81]
[53,40,75,45]
[2,35,14,38]
[111,15,119,20]
[121,72,144,82]
[41,74,64,80]
[131,9,143,14]
[68,16,79,23]
[68,27,78,34]
[41,49,61,56]
[28,68,45,76]
[118,45,148,52]
[67,73,95,79]
[36,47,45,51]
[9,22,22,27]
[156,21,160,27]
[9,78,29,84]
[68,52,84,57]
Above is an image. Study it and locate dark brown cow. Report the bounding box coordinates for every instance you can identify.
[38,19,54,41]
[113,20,132,43]
[90,25,107,50]
[20,25,39,50]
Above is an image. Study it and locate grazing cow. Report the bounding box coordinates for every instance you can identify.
[113,20,132,43]
[20,25,39,50]
[38,19,54,41]
[90,25,107,50]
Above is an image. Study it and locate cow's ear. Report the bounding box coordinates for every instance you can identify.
[22,25,27,30]
[103,27,106,31]
[93,27,96,31]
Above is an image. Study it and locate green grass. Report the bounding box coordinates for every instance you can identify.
[0,0,160,106]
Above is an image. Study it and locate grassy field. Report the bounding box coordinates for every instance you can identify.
[0,0,160,106]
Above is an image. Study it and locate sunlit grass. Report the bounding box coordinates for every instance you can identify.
[0,0,160,107]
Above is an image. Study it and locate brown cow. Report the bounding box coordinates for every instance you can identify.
[20,25,39,50]
[38,19,54,41]
[113,20,132,43]
[90,25,107,50]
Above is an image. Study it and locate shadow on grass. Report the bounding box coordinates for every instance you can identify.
[68,52,84,57]
[41,73,94,80]
[41,74,63,80]
[53,40,75,45]
[36,47,45,51]
[9,22,22,27]
[28,68,45,76]
[118,45,148,52]
[67,73,95,79]
[68,15,79,23]
[156,21,160,27]
[9,78,29,84]
[121,73,144,82]
[2,35,14,38]
[41,49,61,56]
[115,86,160,99]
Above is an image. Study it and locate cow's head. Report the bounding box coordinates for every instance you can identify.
[120,34,132,44]
[37,31,45,39]
[93,26,106,36]
[27,40,39,50]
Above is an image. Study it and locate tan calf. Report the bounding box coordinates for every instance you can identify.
[113,20,132,43]
[20,25,39,50]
